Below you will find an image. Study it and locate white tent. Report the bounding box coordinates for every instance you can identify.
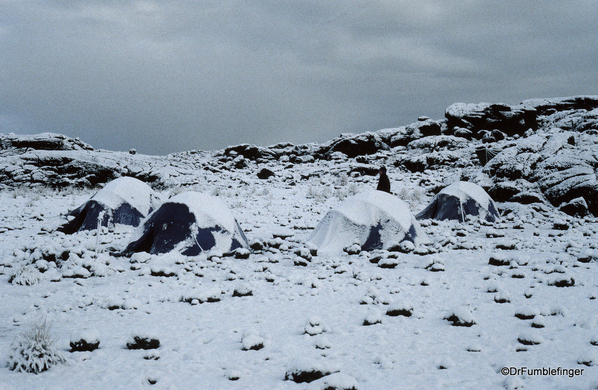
[308,191,427,254]
[122,192,248,256]
[416,181,499,222]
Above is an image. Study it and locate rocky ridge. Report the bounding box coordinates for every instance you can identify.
[2,95,598,217]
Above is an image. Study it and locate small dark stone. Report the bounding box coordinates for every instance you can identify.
[232,288,253,297]
[552,221,569,230]
[285,369,328,384]
[70,339,100,352]
[514,313,536,320]
[550,277,575,287]
[488,256,511,266]
[150,269,176,277]
[126,336,160,350]
[386,308,413,317]
[444,314,475,327]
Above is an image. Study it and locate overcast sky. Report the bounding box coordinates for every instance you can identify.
[1,1,597,155]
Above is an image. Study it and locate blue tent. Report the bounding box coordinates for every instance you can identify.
[416,181,499,222]
[122,192,248,256]
[59,177,157,234]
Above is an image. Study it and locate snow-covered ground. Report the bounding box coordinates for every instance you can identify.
[1,150,597,390]
[3,96,598,389]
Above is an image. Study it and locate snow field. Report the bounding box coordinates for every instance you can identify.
[1,163,598,389]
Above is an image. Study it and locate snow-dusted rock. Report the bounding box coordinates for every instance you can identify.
[126,331,160,350]
[0,132,93,151]
[521,95,598,115]
[70,330,101,352]
[304,317,329,336]
[321,132,390,158]
[484,129,598,215]
[445,102,537,138]
[241,330,266,351]
[444,307,476,327]
[305,373,359,390]
[285,358,340,383]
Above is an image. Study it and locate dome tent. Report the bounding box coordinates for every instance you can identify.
[59,176,158,234]
[307,190,427,254]
[121,192,248,256]
[415,181,499,222]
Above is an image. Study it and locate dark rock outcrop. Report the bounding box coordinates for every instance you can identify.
[321,132,390,158]
[1,133,93,152]
[521,96,598,115]
[445,102,537,138]
[484,130,598,215]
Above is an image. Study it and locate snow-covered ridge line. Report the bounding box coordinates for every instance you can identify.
[1,96,598,389]
[1,95,598,217]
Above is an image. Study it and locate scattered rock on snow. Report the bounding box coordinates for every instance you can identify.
[436,356,455,370]
[488,253,513,266]
[305,317,329,336]
[514,306,539,320]
[494,290,511,304]
[126,333,160,350]
[305,373,359,390]
[547,275,575,287]
[577,249,598,263]
[232,283,253,297]
[181,287,223,304]
[577,350,598,366]
[386,301,414,317]
[70,330,101,352]
[241,330,266,351]
[363,309,383,326]
[517,332,544,346]
[531,317,546,329]
[344,244,362,255]
[234,247,251,259]
[444,307,476,327]
[284,358,340,383]
[377,257,399,269]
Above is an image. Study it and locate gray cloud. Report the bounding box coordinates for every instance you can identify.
[1,0,597,154]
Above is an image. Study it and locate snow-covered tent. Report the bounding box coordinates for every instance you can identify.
[415,181,499,222]
[307,191,427,254]
[121,192,249,256]
[59,177,157,234]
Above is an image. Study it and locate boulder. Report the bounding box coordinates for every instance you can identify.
[322,132,390,158]
[559,197,590,217]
